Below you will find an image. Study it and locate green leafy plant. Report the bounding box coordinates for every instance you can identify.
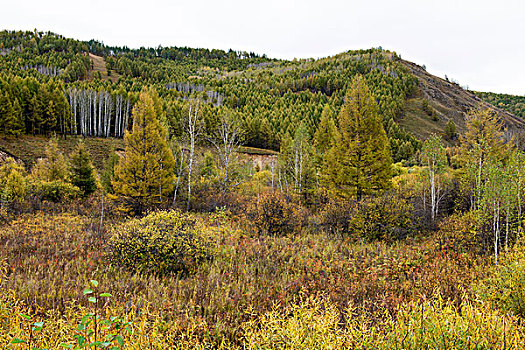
[10,313,45,350]
[61,280,131,349]
[478,247,525,319]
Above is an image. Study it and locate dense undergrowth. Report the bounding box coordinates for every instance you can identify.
[1,205,523,348]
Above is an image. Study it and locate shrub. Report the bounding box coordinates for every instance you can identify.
[478,247,525,318]
[108,210,210,276]
[316,200,354,234]
[348,194,415,241]
[30,139,68,182]
[243,296,346,349]
[436,211,484,254]
[315,193,415,240]
[248,191,306,235]
[0,158,27,202]
[30,180,80,202]
[243,294,525,349]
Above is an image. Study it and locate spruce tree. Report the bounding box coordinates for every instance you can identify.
[323,75,392,199]
[444,119,457,140]
[112,90,175,213]
[69,142,97,198]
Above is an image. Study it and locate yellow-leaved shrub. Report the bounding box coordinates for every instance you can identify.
[108,210,210,276]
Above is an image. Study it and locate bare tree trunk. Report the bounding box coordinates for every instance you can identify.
[124,99,130,135]
[208,111,243,194]
[98,91,103,137]
[186,101,200,211]
[173,149,185,206]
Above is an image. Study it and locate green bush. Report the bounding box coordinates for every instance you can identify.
[478,247,525,318]
[31,180,80,202]
[348,194,414,241]
[108,210,210,276]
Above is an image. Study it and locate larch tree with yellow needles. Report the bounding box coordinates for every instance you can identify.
[112,89,175,214]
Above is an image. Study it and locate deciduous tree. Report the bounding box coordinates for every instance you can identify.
[322,75,392,199]
[112,90,175,213]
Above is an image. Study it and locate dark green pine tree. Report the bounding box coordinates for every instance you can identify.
[444,119,457,140]
[69,142,98,198]
[322,75,392,200]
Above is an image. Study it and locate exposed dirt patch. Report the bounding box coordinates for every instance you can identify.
[87,53,120,83]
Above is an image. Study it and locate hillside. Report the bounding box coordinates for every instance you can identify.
[398,60,525,140]
[473,90,525,119]
[3,29,525,349]
[0,29,523,162]
[86,53,121,83]
[0,135,123,170]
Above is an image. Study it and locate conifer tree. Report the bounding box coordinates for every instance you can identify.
[69,142,97,198]
[112,89,175,213]
[444,119,457,140]
[0,93,24,136]
[322,75,392,200]
[32,138,68,182]
[313,105,336,155]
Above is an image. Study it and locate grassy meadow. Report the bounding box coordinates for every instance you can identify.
[1,200,524,349]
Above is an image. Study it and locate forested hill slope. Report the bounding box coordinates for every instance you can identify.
[473,90,525,120]
[0,29,522,162]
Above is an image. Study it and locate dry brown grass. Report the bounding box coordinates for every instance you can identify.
[87,53,121,83]
[0,209,491,346]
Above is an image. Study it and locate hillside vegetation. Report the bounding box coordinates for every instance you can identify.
[474,90,525,119]
[2,30,521,163]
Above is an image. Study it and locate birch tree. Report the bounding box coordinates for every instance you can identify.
[184,99,202,210]
[171,141,186,206]
[459,108,507,210]
[481,155,504,264]
[421,134,447,222]
[208,111,244,193]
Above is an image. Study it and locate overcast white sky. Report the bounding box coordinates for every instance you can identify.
[2,0,524,95]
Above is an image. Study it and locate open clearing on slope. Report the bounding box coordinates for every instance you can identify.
[87,53,120,83]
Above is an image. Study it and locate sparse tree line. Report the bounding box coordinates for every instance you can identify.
[65,88,132,137]
[0,75,133,138]
[475,90,525,119]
